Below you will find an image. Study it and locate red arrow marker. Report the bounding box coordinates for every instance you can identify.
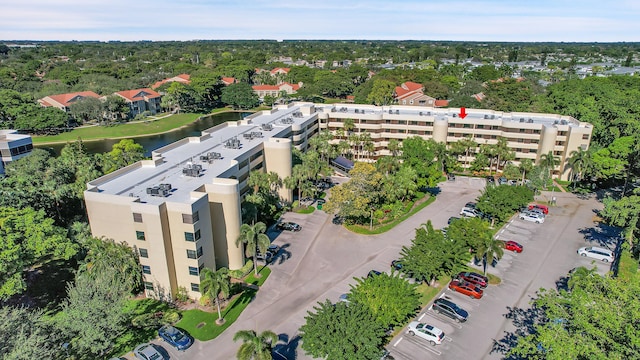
[459,107,467,119]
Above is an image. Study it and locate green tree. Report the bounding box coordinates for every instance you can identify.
[0,207,77,299]
[99,139,145,174]
[400,137,443,188]
[0,306,64,360]
[383,165,418,203]
[60,274,129,359]
[235,222,270,276]
[233,329,279,360]
[568,147,593,188]
[474,237,504,275]
[200,267,231,324]
[221,82,260,109]
[77,237,142,294]
[446,217,492,251]
[69,97,104,123]
[366,79,395,105]
[539,151,560,180]
[299,300,386,360]
[601,194,640,248]
[451,136,477,171]
[349,272,420,327]
[476,185,534,226]
[519,158,535,183]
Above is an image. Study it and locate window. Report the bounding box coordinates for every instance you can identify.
[144,281,154,290]
[582,134,590,140]
[187,250,197,259]
[197,247,203,258]
[463,124,471,128]
[139,248,149,258]
[185,232,195,242]
[191,283,200,292]
[182,211,199,224]
[133,213,143,223]
[142,265,151,274]
[136,231,145,241]
[189,266,199,276]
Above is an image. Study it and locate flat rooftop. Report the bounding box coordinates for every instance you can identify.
[316,104,588,128]
[88,104,316,205]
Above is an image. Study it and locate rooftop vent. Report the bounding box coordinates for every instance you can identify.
[419,111,423,116]
[146,185,171,197]
[389,109,393,114]
[395,110,399,115]
[261,123,273,131]
[490,115,495,119]
[199,152,222,163]
[224,137,241,149]
[452,113,458,118]
[484,115,489,119]
[281,117,294,124]
[560,120,568,125]
[182,163,203,177]
[292,111,303,117]
[520,118,525,123]
[527,119,534,123]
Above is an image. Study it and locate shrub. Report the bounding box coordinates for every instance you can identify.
[229,260,254,279]
[163,310,181,324]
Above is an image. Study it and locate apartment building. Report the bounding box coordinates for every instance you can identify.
[84,104,319,300]
[114,88,162,117]
[38,91,101,112]
[0,130,33,175]
[315,104,592,180]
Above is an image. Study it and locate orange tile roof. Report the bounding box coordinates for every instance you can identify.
[270,67,290,75]
[252,82,300,91]
[115,88,161,102]
[151,74,191,89]
[221,77,236,85]
[394,81,424,98]
[39,91,100,108]
[434,99,449,107]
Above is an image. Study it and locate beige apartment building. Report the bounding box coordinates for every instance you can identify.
[84,104,319,300]
[84,102,591,300]
[315,104,592,180]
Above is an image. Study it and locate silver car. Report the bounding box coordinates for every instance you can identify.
[577,246,614,263]
[519,211,545,224]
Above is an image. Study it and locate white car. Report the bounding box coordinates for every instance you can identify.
[578,246,614,263]
[519,211,545,224]
[407,321,445,346]
[134,343,163,360]
[460,208,478,217]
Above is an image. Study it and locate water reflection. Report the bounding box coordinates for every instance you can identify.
[36,112,249,156]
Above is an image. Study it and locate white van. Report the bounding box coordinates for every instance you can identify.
[577,246,614,263]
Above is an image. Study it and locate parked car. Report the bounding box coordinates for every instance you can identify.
[449,279,484,299]
[447,173,456,181]
[338,293,351,304]
[276,222,301,231]
[255,251,273,262]
[456,271,488,288]
[486,176,495,184]
[407,321,445,346]
[368,270,382,278]
[502,240,523,253]
[158,325,193,351]
[498,177,508,185]
[432,298,468,322]
[577,246,614,263]
[460,208,478,217]
[527,208,546,217]
[528,204,549,214]
[380,350,395,360]
[447,216,461,225]
[465,202,476,209]
[391,260,403,270]
[519,211,545,224]
[134,343,164,360]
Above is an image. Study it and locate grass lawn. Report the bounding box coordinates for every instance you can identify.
[177,266,270,341]
[346,195,435,235]
[616,246,638,281]
[32,113,204,144]
[177,288,258,341]
[416,276,450,306]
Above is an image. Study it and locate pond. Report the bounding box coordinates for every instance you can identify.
[36,111,250,156]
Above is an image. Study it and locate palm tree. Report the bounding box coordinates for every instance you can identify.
[568,148,592,189]
[474,237,504,275]
[454,136,477,171]
[200,267,231,325]
[518,158,534,184]
[236,222,271,276]
[388,138,401,157]
[539,151,560,179]
[233,329,279,360]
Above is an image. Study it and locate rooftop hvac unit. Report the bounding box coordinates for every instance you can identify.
[389,109,393,114]
[243,133,254,139]
[527,119,534,123]
[293,111,303,117]
[395,110,399,114]
[452,113,458,118]
[484,115,489,119]
[560,120,568,125]
[427,111,431,116]
[520,118,525,123]
[224,137,241,149]
[182,163,203,177]
[419,111,423,116]
[251,131,263,138]
[520,118,525,121]
[159,183,172,191]
[490,115,495,119]
[261,123,273,131]
[554,120,559,125]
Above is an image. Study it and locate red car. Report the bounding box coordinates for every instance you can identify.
[528,204,549,215]
[448,279,483,299]
[456,271,488,288]
[503,240,523,253]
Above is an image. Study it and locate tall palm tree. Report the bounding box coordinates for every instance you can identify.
[518,158,534,184]
[233,329,279,360]
[200,267,231,325]
[236,222,271,276]
[539,151,560,179]
[474,237,504,275]
[568,147,592,189]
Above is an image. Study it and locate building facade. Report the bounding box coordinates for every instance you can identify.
[315,104,592,180]
[84,102,591,300]
[38,91,101,112]
[114,88,162,117]
[0,130,33,175]
[84,104,319,300]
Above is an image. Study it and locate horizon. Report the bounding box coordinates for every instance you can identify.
[1,0,639,43]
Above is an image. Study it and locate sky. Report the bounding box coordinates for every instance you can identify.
[1,0,639,42]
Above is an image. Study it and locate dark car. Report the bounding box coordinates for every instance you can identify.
[391,260,403,270]
[486,176,495,184]
[368,270,382,278]
[498,177,508,185]
[447,216,461,225]
[158,325,193,351]
[456,271,489,288]
[432,298,468,322]
[276,222,301,232]
[447,173,456,181]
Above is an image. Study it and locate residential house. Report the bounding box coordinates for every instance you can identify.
[38,91,101,112]
[151,74,191,89]
[394,82,436,107]
[221,77,237,86]
[114,88,162,117]
[252,82,301,99]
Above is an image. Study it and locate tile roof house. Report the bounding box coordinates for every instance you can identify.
[221,77,237,86]
[151,74,191,89]
[270,67,290,76]
[394,82,436,107]
[252,82,301,99]
[114,88,162,117]
[38,91,101,112]
[434,99,450,107]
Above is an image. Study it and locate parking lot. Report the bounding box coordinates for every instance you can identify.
[389,188,616,360]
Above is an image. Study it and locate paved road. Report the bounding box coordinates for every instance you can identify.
[145,178,613,360]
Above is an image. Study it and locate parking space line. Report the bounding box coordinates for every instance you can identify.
[424,311,463,329]
[393,337,404,347]
[418,313,425,321]
[444,336,453,342]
